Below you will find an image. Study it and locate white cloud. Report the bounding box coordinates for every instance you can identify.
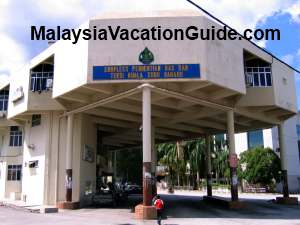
[297,49,300,56]
[281,54,295,65]
[284,1,300,23]
[0,34,27,76]
[256,40,267,49]
[0,1,26,77]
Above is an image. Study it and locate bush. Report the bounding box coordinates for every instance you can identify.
[238,147,281,186]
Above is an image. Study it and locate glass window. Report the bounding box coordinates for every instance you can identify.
[247,130,264,150]
[30,72,53,93]
[31,114,41,127]
[254,74,259,86]
[7,165,22,181]
[9,126,22,147]
[0,89,9,111]
[260,74,266,86]
[266,73,272,86]
[245,66,272,87]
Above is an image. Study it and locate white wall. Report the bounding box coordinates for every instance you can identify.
[0,162,6,199]
[263,129,273,149]
[0,126,23,199]
[21,114,49,205]
[235,133,248,155]
[79,114,97,207]
[272,115,300,192]
[52,23,89,98]
[87,12,245,94]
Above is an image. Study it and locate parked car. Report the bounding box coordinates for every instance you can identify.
[124,183,142,195]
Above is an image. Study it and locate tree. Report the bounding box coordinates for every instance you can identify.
[238,147,281,186]
[183,139,206,189]
[211,137,230,183]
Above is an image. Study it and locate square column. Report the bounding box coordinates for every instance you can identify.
[227,110,239,202]
[57,114,79,209]
[276,124,298,205]
[65,114,74,202]
[205,135,212,197]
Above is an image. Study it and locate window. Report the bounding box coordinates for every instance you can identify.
[297,125,300,161]
[245,67,272,87]
[29,160,39,168]
[9,126,22,147]
[31,114,41,127]
[30,72,53,93]
[30,64,54,93]
[247,130,264,150]
[0,89,8,111]
[7,165,22,181]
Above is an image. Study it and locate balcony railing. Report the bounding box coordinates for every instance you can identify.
[245,67,272,87]
[30,72,53,93]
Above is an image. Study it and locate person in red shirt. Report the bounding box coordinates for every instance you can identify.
[153,195,164,225]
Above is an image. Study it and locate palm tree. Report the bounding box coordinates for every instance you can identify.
[184,139,206,189]
[212,137,230,184]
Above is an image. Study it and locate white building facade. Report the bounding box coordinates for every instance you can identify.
[0,10,298,211]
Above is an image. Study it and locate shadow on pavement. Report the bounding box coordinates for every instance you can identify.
[85,193,300,221]
[160,194,300,220]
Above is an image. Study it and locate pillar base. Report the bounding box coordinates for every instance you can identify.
[57,201,80,210]
[276,197,298,205]
[134,204,157,220]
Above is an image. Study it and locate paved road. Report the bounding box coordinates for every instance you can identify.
[0,193,299,225]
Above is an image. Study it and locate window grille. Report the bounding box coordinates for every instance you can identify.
[30,72,53,93]
[245,67,272,87]
[31,114,41,127]
[9,126,22,147]
[7,165,22,181]
[0,89,9,111]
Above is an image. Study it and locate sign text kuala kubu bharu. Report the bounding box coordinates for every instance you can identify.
[93,64,200,80]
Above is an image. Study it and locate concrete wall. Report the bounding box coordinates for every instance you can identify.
[7,65,30,119]
[7,62,64,119]
[0,126,23,199]
[21,113,49,205]
[52,23,89,98]
[0,161,6,199]
[272,59,298,113]
[235,133,248,155]
[56,113,97,207]
[87,13,245,94]
[272,115,300,192]
[79,114,97,207]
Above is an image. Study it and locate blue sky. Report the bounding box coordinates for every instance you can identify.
[0,0,299,107]
[258,12,300,108]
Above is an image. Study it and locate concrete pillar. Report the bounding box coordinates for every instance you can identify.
[65,114,74,202]
[278,123,289,198]
[151,126,157,197]
[205,135,212,197]
[142,85,152,206]
[227,110,238,202]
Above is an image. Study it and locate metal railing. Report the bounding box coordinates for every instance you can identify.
[30,72,53,93]
[245,66,272,87]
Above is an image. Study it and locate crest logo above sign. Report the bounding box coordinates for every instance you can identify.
[139,47,154,65]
